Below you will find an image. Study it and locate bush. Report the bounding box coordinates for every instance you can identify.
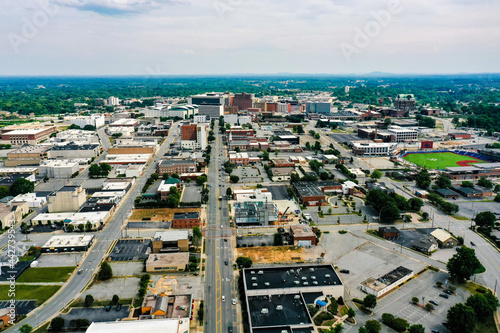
[97,262,112,281]
[314,311,335,325]
[307,304,319,317]
[85,294,94,307]
[51,317,65,332]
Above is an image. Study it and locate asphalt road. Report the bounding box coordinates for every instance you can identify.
[205,124,238,333]
[4,124,178,332]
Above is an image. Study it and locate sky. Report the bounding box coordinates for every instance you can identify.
[0,0,499,76]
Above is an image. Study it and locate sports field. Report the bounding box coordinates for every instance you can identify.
[403,152,487,169]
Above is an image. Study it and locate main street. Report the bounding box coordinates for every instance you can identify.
[205,122,237,333]
[5,124,179,332]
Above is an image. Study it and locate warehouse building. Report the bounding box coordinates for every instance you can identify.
[360,266,413,298]
[39,160,79,179]
[41,234,94,253]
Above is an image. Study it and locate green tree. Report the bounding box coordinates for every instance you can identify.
[477,176,493,189]
[77,224,85,232]
[112,294,120,304]
[226,187,232,197]
[10,178,34,196]
[435,173,452,188]
[475,211,496,232]
[408,324,425,333]
[415,168,431,189]
[51,317,65,332]
[196,175,207,185]
[365,320,381,333]
[462,180,474,188]
[236,256,252,268]
[358,328,368,333]
[380,202,400,223]
[411,297,419,304]
[85,294,94,307]
[66,224,75,232]
[230,175,239,183]
[447,246,482,282]
[370,169,383,180]
[446,303,477,333]
[274,233,284,246]
[466,292,498,321]
[422,212,429,220]
[0,186,9,199]
[89,163,102,178]
[97,261,113,281]
[363,294,377,309]
[347,307,355,318]
[408,198,423,211]
[19,324,33,333]
[192,226,202,248]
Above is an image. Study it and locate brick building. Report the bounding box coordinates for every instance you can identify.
[233,93,255,111]
[157,159,197,174]
[290,225,317,246]
[2,125,57,145]
[172,212,200,229]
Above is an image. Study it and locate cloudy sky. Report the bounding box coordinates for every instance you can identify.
[0,0,499,75]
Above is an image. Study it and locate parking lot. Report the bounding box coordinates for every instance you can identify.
[81,277,140,301]
[388,228,437,249]
[231,167,262,183]
[0,300,36,315]
[37,253,83,267]
[109,239,151,261]
[266,185,289,200]
[181,184,202,203]
[59,305,130,325]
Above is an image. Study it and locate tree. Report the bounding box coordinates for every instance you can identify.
[97,261,113,281]
[363,294,377,309]
[10,178,34,196]
[370,169,383,180]
[0,186,9,199]
[477,176,493,189]
[475,211,496,231]
[89,163,102,178]
[85,294,94,307]
[415,168,431,189]
[365,320,381,333]
[435,173,452,188]
[19,324,33,333]
[408,198,423,211]
[196,175,207,185]
[380,202,400,223]
[358,328,368,333]
[446,303,477,333]
[425,303,434,312]
[67,224,75,232]
[408,324,425,333]
[466,292,498,321]
[51,317,65,332]
[462,180,474,188]
[78,224,85,232]
[226,187,233,197]
[230,175,239,183]
[347,307,355,318]
[422,212,429,220]
[112,294,120,304]
[274,233,284,246]
[236,256,252,268]
[192,226,202,248]
[411,297,419,304]
[447,246,482,282]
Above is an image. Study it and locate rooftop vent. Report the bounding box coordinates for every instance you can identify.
[264,282,270,286]
[276,305,283,310]
[258,270,264,275]
[261,308,268,314]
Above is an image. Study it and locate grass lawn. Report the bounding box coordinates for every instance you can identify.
[17,267,75,283]
[474,315,497,333]
[0,285,60,305]
[403,152,487,169]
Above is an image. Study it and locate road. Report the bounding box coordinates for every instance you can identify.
[205,123,237,333]
[4,124,178,332]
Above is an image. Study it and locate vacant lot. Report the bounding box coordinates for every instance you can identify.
[0,285,61,305]
[129,207,200,221]
[238,245,324,263]
[17,267,75,283]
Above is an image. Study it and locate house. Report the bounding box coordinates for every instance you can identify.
[145,253,189,272]
[431,229,457,248]
[435,188,460,199]
[412,237,438,253]
[290,225,317,246]
[379,226,400,239]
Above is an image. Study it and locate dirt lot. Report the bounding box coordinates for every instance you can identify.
[237,245,325,264]
[129,208,201,221]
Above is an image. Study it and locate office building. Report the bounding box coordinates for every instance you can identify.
[394,94,416,112]
[198,104,223,119]
[387,126,418,142]
[180,123,208,151]
[47,186,86,213]
[39,160,79,179]
[233,93,255,111]
[351,142,398,156]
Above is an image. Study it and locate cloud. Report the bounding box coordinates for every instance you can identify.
[50,0,185,15]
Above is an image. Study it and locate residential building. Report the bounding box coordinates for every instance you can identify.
[86,318,190,333]
[361,266,413,297]
[290,225,317,246]
[47,186,86,213]
[431,229,457,248]
[152,230,190,253]
[352,142,398,156]
[0,201,29,228]
[394,94,416,112]
[158,159,197,174]
[146,252,189,272]
[107,96,120,106]
[172,212,200,229]
[387,126,418,142]
[233,93,255,110]
[1,125,56,145]
[39,160,79,179]
[41,235,94,253]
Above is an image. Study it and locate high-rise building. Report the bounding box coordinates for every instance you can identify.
[107,96,120,106]
[233,93,255,111]
[395,94,416,112]
[180,123,208,151]
[306,102,331,115]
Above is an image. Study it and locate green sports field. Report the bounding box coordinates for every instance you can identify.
[403,152,487,169]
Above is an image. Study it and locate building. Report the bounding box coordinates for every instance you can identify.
[180,123,208,151]
[431,229,457,248]
[47,186,86,213]
[243,264,343,333]
[387,126,418,142]
[232,189,272,202]
[53,129,99,144]
[5,145,50,167]
[39,160,79,179]
[158,159,197,175]
[361,266,414,298]
[229,152,250,166]
[233,201,279,227]
[394,94,416,112]
[351,142,398,156]
[421,108,440,116]
[445,163,500,180]
[108,141,157,155]
[233,93,255,111]
[109,118,139,127]
[0,201,29,228]
[102,153,151,165]
[86,318,190,333]
[197,104,223,119]
[172,212,200,229]
[157,178,182,200]
[141,294,193,320]
[412,237,438,253]
[274,131,299,144]
[10,192,47,208]
[32,210,111,230]
[1,125,56,145]
[152,230,190,253]
[305,102,331,115]
[451,185,485,197]
[448,132,472,140]
[293,182,326,206]
[107,96,120,106]
[290,225,317,246]
[188,92,228,106]
[146,252,189,272]
[435,188,460,199]
[70,114,105,128]
[48,144,100,161]
[271,167,295,182]
[379,226,400,239]
[0,308,11,330]
[41,234,94,253]
[106,126,135,137]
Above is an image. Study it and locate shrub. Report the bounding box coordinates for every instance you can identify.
[50,317,65,332]
[314,311,335,325]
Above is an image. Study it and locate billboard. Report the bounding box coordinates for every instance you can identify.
[421,141,434,149]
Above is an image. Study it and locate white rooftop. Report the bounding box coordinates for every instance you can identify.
[154,230,189,241]
[42,234,94,248]
[86,318,189,333]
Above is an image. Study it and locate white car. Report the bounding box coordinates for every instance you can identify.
[232,299,236,305]
[222,296,225,302]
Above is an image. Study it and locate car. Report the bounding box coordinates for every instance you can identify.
[443,289,453,295]
[105,305,111,312]
[470,241,476,246]
[232,298,236,305]
[228,327,233,333]
[339,269,350,274]
[439,293,449,299]
[116,303,122,311]
[431,330,439,333]
[222,296,225,302]
[224,238,228,242]
[224,260,228,266]
[77,269,83,275]
[429,300,439,306]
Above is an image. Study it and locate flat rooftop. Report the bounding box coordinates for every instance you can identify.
[293,182,324,197]
[173,212,199,220]
[248,294,312,329]
[42,235,94,248]
[244,264,342,291]
[154,230,190,241]
[86,318,188,333]
[146,253,189,267]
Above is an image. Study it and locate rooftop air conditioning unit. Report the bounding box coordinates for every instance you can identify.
[261,308,268,314]
[276,305,283,310]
